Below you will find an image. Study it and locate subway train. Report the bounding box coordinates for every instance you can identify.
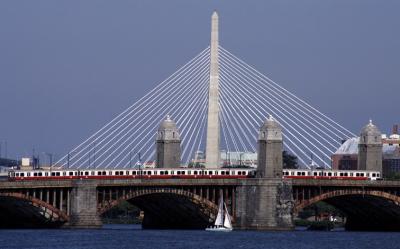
[7,168,382,181]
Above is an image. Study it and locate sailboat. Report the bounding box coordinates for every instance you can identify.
[205,197,233,232]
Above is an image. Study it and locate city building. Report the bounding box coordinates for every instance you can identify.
[190,150,257,168]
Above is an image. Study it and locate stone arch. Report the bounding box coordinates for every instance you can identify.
[295,189,400,231]
[98,188,219,229]
[0,192,69,228]
[295,190,400,212]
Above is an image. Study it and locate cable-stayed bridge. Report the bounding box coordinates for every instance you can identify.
[3,11,400,232]
[54,11,354,170]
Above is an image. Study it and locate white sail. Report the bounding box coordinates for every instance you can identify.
[223,203,232,229]
[214,197,224,226]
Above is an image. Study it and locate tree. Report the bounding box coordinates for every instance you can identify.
[188,162,205,168]
[283,151,298,169]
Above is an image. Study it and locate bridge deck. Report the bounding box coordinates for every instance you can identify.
[2,178,400,189]
[292,179,400,187]
[0,178,243,189]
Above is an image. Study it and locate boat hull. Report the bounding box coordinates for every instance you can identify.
[205,227,233,232]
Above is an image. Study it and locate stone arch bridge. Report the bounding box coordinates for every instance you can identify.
[1,178,400,230]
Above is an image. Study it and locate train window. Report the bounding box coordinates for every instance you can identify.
[297,172,301,176]
[34,173,37,177]
[181,171,185,175]
[350,173,353,177]
[302,172,305,176]
[291,172,294,176]
[85,172,89,176]
[328,172,332,177]
[215,171,218,175]
[171,171,174,175]
[339,173,343,177]
[319,172,322,176]
[226,171,230,175]
[102,171,106,176]
[360,173,364,177]
[238,171,242,175]
[21,173,25,177]
[222,171,225,175]
[313,172,317,176]
[209,171,213,175]
[51,172,56,176]
[120,171,124,175]
[372,173,376,177]
[116,171,120,176]
[132,171,137,175]
[344,173,348,177]
[126,171,130,175]
[147,171,152,175]
[45,172,49,176]
[334,173,337,176]
[109,171,112,176]
[194,171,198,175]
[160,171,164,175]
[63,172,66,176]
[69,172,74,176]
[56,172,60,176]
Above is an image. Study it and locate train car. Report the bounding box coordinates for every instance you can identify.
[282,169,381,181]
[8,168,256,181]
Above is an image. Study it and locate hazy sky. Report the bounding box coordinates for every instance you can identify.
[0,1,399,161]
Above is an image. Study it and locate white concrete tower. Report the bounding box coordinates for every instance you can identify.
[205,11,220,168]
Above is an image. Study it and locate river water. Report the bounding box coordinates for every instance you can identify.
[0,225,399,249]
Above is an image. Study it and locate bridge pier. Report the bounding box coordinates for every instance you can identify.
[235,178,294,230]
[63,181,102,229]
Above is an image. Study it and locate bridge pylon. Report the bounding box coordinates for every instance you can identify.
[205,11,221,168]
